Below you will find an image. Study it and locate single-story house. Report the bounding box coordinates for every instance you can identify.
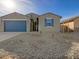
[0,12,62,32]
[60,16,79,32]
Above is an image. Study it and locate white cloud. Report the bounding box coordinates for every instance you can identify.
[0,0,36,16]
[15,0,36,14]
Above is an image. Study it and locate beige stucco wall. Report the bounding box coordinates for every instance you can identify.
[39,13,61,32]
[74,18,79,28]
[64,22,74,30]
[68,22,74,30]
[61,17,79,32]
[0,12,30,32]
[60,21,74,32]
[0,12,61,32]
[74,17,79,31]
[26,13,39,32]
[26,13,39,22]
[0,17,3,32]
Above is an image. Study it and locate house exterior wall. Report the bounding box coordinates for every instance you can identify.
[0,13,30,32]
[0,18,3,32]
[39,13,61,32]
[69,22,74,30]
[60,24,65,32]
[0,12,61,32]
[26,13,39,32]
[26,13,39,21]
[74,17,79,31]
[60,21,74,32]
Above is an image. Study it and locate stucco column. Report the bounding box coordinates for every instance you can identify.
[26,19,30,32]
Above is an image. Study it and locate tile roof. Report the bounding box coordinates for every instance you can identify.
[61,16,79,24]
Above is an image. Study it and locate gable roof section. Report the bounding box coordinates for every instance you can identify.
[0,12,26,18]
[26,13,39,16]
[40,12,62,18]
[0,12,62,19]
[61,16,79,24]
[26,13,39,17]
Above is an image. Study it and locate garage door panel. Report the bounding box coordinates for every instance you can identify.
[4,21,26,32]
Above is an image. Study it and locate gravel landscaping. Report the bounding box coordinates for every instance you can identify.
[0,32,79,59]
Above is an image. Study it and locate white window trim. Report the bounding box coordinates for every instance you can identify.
[46,17,53,20]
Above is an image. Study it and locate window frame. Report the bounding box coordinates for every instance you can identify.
[45,18,54,27]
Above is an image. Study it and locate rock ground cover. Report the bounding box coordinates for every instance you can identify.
[0,32,79,59]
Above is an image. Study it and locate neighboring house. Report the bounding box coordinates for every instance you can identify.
[61,16,79,32]
[0,12,61,32]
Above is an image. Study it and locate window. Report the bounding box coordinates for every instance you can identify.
[45,18,54,26]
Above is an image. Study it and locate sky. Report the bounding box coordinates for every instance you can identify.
[0,0,79,21]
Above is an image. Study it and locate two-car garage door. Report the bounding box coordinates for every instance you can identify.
[4,21,26,32]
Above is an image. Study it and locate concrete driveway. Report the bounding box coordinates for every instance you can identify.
[0,32,22,42]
